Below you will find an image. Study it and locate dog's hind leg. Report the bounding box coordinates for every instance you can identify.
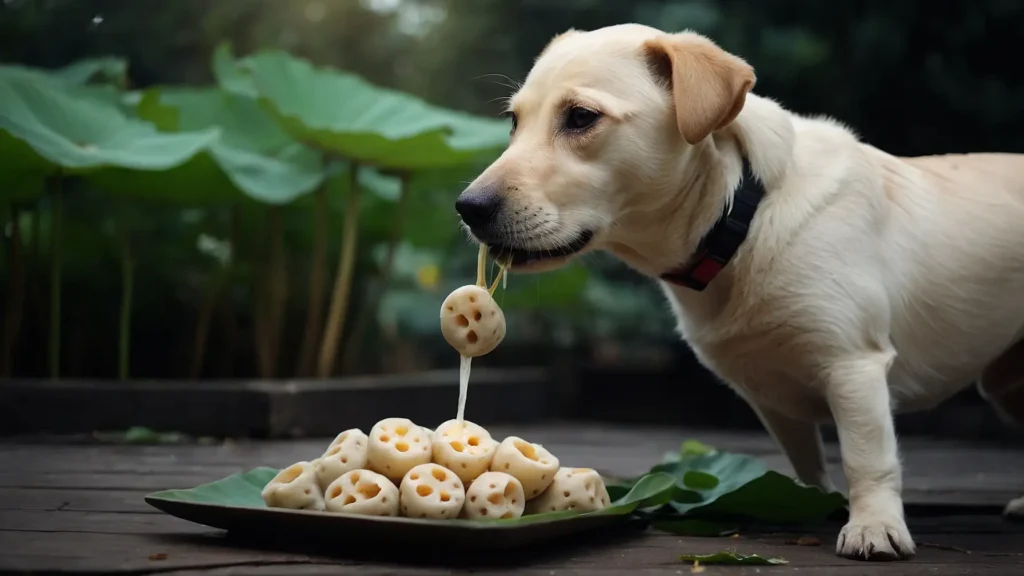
[978,335,1024,425]
[751,404,835,492]
[978,335,1024,520]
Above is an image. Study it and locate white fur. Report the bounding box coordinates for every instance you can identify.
[466,23,1024,561]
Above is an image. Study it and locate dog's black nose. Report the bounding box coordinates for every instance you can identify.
[455,185,503,229]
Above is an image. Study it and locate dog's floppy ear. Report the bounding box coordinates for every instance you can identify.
[643,33,756,145]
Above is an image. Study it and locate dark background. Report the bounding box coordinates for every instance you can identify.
[2,0,1022,438]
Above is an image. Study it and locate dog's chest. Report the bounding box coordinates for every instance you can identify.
[692,335,831,421]
[660,284,832,421]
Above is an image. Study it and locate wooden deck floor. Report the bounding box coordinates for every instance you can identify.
[1,423,1022,575]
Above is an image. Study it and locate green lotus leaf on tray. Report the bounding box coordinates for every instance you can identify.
[146,468,677,527]
[607,442,848,535]
[151,467,277,508]
[145,441,846,543]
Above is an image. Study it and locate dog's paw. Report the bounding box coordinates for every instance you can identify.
[1003,495,1024,522]
[836,515,916,561]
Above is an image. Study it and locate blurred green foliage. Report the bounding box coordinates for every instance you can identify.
[0,36,609,380]
[1,0,1021,380]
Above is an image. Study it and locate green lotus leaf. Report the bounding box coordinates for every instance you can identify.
[611,445,848,527]
[146,468,676,527]
[0,56,127,87]
[213,43,510,171]
[109,86,325,205]
[0,69,217,201]
[52,56,129,86]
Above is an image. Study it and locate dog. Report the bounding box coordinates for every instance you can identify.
[453,23,1024,561]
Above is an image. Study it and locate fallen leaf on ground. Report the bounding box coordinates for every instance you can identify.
[681,439,716,457]
[785,536,821,546]
[679,552,788,565]
[148,553,168,561]
[93,427,186,445]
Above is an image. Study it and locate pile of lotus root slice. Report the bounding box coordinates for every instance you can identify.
[262,416,612,520]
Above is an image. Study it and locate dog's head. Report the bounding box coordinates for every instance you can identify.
[455,24,755,273]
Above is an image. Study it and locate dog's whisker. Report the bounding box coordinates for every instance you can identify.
[492,73,524,90]
[475,78,519,93]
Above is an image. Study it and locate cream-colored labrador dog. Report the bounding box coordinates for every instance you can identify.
[454,23,1024,560]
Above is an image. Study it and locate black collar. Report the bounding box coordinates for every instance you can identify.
[659,158,764,291]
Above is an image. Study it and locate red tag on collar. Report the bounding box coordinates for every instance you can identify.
[660,250,726,291]
[689,256,726,286]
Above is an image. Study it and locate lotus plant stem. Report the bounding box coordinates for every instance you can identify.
[317,163,363,378]
[219,207,239,377]
[29,206,39,295]
[190,212,231,379]
[266,206,288,377]
[29,206,39,261]
[27,208,39,350]
[253,281,269,377]
[118,224,134,381]
[21,207,40,374]
[2,205,24,377]
[342,172,411,374]
[252,212,271,378]
[296,183,328,377]
[190,263,223,380]
[48,177,63,379]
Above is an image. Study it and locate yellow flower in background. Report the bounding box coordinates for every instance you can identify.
[416,263,441,291]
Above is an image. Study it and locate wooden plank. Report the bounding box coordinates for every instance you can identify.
[2,431,1020,504]
[0,472,233,491]
[149,567,1024,576]
[0,431,1021,574]
[0,441,331,464]
[155,567,457,576]
[642,530,1024,565]
[0,509,207,534]
[0,531,345,574]
[0,445,1020,511]
[9,460,248,476]
[1,524,1022,574]
[4,424,1018,465]
[0,488,155,513]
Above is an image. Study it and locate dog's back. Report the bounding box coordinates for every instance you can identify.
[851,147,1024,410]
[902,152,1024,202]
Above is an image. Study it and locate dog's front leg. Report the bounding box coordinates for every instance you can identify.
[825,353,916,561]
[751,404,834,492]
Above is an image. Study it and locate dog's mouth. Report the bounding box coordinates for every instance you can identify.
[487,230,594,270]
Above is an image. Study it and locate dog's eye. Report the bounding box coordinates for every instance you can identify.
[505,111,518,134]
[564,107,600,131]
